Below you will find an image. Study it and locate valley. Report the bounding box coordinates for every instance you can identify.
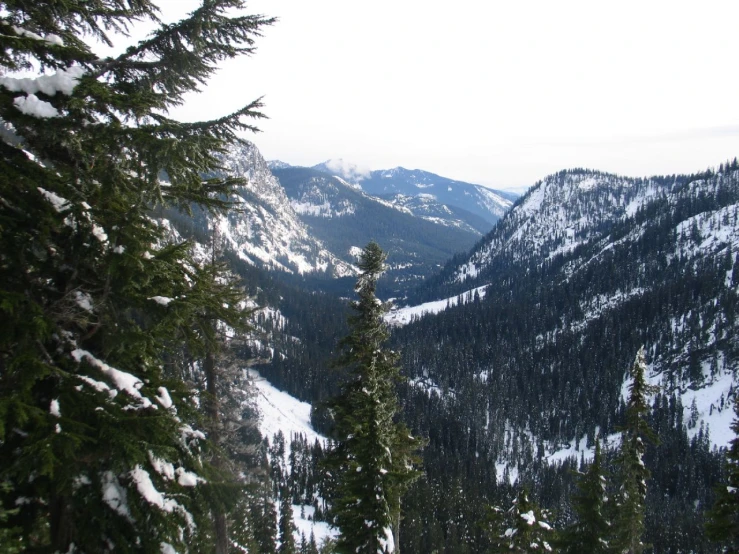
[188,145,739,553]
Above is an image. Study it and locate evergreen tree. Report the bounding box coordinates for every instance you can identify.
[706,394,739,551]
[0,1,272,551]
[325,242,423,554]
[557,439,612,553]
[278,486,298,554]
[308,530,320,554]
[485,488,555,553]
[612,347,658,554]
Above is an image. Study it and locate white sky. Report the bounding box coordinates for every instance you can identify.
[154,0,739,192]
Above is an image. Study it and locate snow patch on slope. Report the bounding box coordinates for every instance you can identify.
[250,372,339,547]
[385,286,489,326]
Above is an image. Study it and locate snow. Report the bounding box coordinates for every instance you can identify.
[91,224,108,243]
[156,387,173,409]
[101,471,132,520]
[251,372,338,546]
[37,187,70,212]
[76,374,115,396]
[71,349,153,409]
[160,543,177,554]
[11,25,64,46]
[149,453,176,481]
[618,360,736,449]
[74,291,93,312]
[149,296,175,306]
[291,504,338,548]
[519,182,546,216]
[175,467,203,487]
[385,285,488,326]
[379,526,395,553]
[251,370,324,446]
[13,95,58,120]
[680,372,736,448]
[0,65,85,97]
[129,466,194,528]
[50,399,60,418]
[578,177,598,191]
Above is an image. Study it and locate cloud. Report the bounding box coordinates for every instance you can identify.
[324,158,372,182]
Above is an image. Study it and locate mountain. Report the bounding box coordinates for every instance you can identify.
[163,142,356,278]
[376,193,493,235]
[257,161,739,553]
[354,166,517,225]
[267,159,293,171]
[311,158,372,184]
[404,165,739,438]
[271,166,486,296]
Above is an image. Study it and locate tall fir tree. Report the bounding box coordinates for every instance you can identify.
[324,242,423,554]
[556,439,612,553]
[706,394,739,551]
[612,346,658,554]
[0,1,272,551]
[278,486,298,554]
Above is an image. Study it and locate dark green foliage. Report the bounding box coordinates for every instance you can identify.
[278,486,297,554]
[612,347,658,554]
[484,488,555,553]
[556,439,611,553]
[0,0,272,551]
[253,164,737,553]
[707,395,739,551]
[324,242,423,553]
[385,166,739,551]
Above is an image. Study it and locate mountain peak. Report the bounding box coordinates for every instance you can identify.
[313,159,372,183]
[267,159,292,170]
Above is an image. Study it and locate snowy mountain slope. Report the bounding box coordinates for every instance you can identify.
[249,371,338,547]
[385,285,489,326]
[380,193,493,235]
[271,166,487,296]
[451,169,674,284]
[311,161,516,226]
[165,142,356,277]
[277,166,489,233]
[397,162,739,468]
[355,166,516,225]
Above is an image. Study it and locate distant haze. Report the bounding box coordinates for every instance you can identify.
[155,0,739,193]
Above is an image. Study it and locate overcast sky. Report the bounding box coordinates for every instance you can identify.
[157,0,739,192]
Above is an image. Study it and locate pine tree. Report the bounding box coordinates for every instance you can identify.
[706,394,739,551]
[278,486,298,554]
[612,346,658,554]
[0,1,272,551]
[324,242,423,554]
[486,488,555,553]
[557,439,612,553]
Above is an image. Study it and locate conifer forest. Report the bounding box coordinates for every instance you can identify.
[2,1,739,553]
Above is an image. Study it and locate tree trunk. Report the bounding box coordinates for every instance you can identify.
[205,348,230,554]
[215,511,229,554]
[392,511,400,554]
[50,494,74,553]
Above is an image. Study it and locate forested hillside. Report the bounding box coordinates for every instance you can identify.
[259,162,739,552]
[273,166,486,297]
[2,0,738,552]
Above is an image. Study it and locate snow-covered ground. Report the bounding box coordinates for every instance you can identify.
[385,285,489,326]
[250,371,339,547]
